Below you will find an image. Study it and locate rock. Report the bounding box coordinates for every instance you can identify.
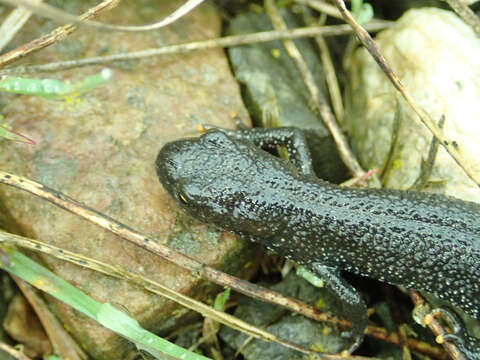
[228,11,328,132]
[345,8,480,201]
[0,1,255,358]
[219,273,348,359]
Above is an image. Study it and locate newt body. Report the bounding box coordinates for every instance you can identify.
[156,127,480,356]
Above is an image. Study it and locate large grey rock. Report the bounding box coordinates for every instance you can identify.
[0,1,255,358]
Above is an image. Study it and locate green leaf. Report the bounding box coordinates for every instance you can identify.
[0,69,113,98]
[0,120,35,144]
[351,0,374,25]
[214,288,230,312]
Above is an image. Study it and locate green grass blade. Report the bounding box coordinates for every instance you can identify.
[1,249,211,360]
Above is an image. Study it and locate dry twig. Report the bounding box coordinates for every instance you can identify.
[410,291,466,360]
[0,0,206,32]
[0,0,120,68]
[0,21,392,75]
[301,8,345,123]
[295,0,343,19]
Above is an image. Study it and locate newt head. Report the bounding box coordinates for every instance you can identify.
[156,131,268,234]
[156,131,246,194]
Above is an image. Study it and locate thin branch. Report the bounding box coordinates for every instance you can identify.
[302,9,345,124]
[0,0,120,68]
[0,0,206,32]
[409,291,466,360]
[0,21,393,75]
[296,0,343,19]
[331,0,480,187]
[368,323,446,359]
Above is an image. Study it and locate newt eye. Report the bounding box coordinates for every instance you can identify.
[177,192,189,205]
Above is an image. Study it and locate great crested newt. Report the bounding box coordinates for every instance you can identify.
[155,126,480,357]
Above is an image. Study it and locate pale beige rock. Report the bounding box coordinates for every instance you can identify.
[346,8,480,201]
